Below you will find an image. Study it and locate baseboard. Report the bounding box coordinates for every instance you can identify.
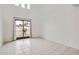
[3,40,14,45]
[32,36,42,38]
[42,37,79,50]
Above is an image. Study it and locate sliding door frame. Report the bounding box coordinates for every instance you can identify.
[13,17,32,40]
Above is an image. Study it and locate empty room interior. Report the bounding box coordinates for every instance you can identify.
[0,4,79,55]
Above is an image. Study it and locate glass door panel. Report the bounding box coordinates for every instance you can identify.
[15,20,31,39]
[24,21,31,37]
[16,21,23,38]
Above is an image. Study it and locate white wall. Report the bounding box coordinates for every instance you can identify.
[0,4,42,42]
[0,6,3,47]
[0,19,3,47]
[41,4,79,49]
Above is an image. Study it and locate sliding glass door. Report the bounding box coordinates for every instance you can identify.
[15,20,31,39]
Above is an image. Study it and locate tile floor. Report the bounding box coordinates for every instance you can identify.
[0,38,79,55]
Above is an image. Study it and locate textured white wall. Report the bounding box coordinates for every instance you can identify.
[0,20,2,47]
[0,17,3,47]
[41,4,79,49]
[0,6,3,47]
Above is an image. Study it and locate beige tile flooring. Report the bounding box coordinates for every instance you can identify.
[0,38,79,55]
